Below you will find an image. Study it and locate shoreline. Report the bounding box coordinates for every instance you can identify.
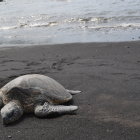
[0,41,140,139]
[0,40,140,50]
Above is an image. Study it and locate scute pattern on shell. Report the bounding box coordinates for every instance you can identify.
[0,74,72,112]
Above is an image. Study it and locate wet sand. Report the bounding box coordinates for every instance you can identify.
[0,41,140,140]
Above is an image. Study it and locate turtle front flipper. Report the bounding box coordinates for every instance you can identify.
[34,102,78,117]
[1,101,23,124]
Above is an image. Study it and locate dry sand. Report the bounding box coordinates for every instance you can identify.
[0,41,140,139]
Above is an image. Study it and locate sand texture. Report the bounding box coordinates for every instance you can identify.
[0,41,140,139]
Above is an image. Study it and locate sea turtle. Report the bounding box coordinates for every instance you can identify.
[0,74,81,124]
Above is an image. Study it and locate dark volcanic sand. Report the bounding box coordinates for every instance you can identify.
[0,41,140,140]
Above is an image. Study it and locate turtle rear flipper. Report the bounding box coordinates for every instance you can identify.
[66,89,81,95]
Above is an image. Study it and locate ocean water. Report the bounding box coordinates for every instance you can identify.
[0,0,140,46]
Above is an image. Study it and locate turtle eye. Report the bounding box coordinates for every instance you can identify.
[7,111,14,118]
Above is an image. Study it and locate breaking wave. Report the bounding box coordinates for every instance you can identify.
[0,16,140,31]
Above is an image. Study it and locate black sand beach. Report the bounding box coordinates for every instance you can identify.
[0,41,140,140]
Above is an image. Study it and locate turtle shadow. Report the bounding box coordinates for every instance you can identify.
[3,114,34,127]
[63,99,74,105]
[4,112,77,127]
[45,112,77,119]
[3,100,77,126]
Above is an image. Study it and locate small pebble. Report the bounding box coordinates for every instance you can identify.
[8,135,12,138]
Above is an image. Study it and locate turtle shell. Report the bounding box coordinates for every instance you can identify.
[0,74,72,112]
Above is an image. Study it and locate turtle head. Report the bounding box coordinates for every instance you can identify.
[1,101,23,124]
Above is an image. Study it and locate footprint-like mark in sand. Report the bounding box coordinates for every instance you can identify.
[111,72,125,75]
[26,62,41,66]
[131,77,140,80]
[51,59,65,71]
[97,63,114,66]
[129,74,140,80]
[19,60,29,63]
[11,68,21,71]
[51,57,80,71]
[1,59,14,63]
